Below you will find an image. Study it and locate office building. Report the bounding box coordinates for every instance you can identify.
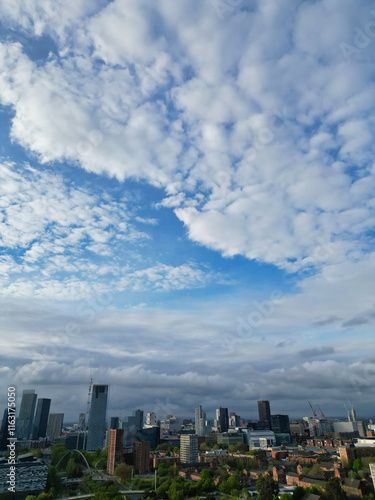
[78,412,86,431]
[258,400,271,429]
[180,434,199,464]
[242,429,276,449]
[195,405,206,436]
[17,390,37,440]
[229,412,241,427]
[107,428,124,474]
[32,399,51,439]
[146,412,157,426]
[46,413,64,441]
[86,385,108,451]
[271,414,290,434]
[110,416,120,429]
[134,440,151,474]
[216,408,229,433]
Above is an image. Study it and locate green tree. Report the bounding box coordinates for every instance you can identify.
[292,486,305,500]
[114,462,133,483]
[50,443,69,466]
[348,470,359,479]
[45,466,62,493]
[257,475,279,500]
[310,464,324,477]
[353,458,362,469]
[280,493,291,500]
[325,477,347,500]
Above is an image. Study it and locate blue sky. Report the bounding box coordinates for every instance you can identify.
[0,0,374,422]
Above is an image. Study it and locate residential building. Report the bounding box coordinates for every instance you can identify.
[107,428,124,475]
[46,413,64,441]
[134,440,151,474]
[180,434,199,464]
[32,399,51,439]
[17,390,37,440]
[86,384,108,451]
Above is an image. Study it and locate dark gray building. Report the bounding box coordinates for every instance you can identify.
[216,407,229,433]
[257,400,271,429]
[86,385,108,451]
[32,399,51,439]
[46,413,64,441]
[271,414,290,434]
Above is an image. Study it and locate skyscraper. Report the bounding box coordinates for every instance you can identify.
[180,434,199,464]
[146,412,156,426]
[216,407,229,433]
[107,428,124,474]
[46,413,64,440]
[17,390,37,440]
[110,416,120,429]
[195,405,206,436]
[87,385,108,451]
[271,414,290,434]
[0,409,9,451]
[257,400,271,429]
[134,440,151,474]
[32,399,51,439]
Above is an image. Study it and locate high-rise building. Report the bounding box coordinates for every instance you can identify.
[146,412,157,426]
[134,410,144,430]
[110,416,120,429]
[229,412,241,427]
[195,405,206,436]
[87,385,108,451]
[78,412,86,430]
[46,413,64,441]
[107,428,124,474]
[216,408,229,433]
[32,399,51,439]
[180,434,199,464]
[0,409,9,451]
[271,414,290,434]
[257,400,271,429]
[134,440,151,474]
[17,390,37,440]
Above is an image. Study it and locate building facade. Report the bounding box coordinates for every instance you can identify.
[32,399,51,440]
[46,413,64,441]
[107,428,124,474]
[134,440,151,474]
[195,405,206,436]
[258,400,271,429]
[17,390,37,440]
[180,434,199,464]
[86,385,108,451]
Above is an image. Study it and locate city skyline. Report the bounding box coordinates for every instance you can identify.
[0,0,374,421]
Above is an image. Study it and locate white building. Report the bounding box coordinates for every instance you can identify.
[242,429,276,449]
[146,412,157,426]
[180,434,199,464]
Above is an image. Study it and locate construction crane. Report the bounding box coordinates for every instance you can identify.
[317,405,325,418]
[85,360,93,429]
[347,400,357,422]
[308,401,317,418]
[344,403,351,422]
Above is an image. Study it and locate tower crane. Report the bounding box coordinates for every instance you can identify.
[308,401,317,418]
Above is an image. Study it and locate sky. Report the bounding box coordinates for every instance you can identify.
[0,0,374,423]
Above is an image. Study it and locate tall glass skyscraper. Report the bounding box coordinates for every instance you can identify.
[17,390,37,440]
[86,385,108,451]
[32,399,51,439]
